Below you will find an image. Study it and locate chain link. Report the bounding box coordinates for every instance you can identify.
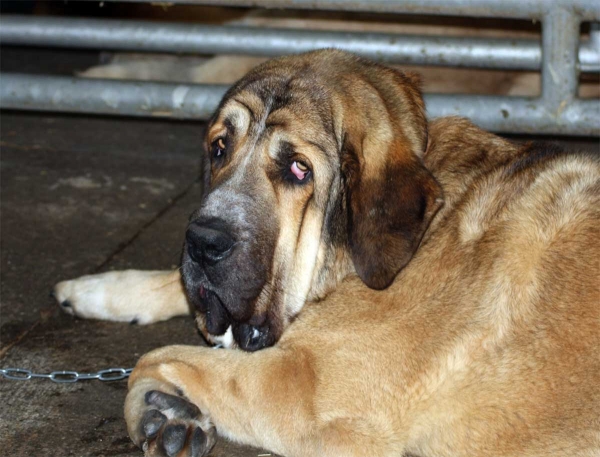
[0,367,133,383]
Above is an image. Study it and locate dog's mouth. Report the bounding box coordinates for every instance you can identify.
[194,284,231,336]
[191,283,275,351]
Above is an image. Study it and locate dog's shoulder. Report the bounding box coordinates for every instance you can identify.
[424,117,599,253]
[425,117,599,213]
[424,117,517,207]
[419,118,599,350]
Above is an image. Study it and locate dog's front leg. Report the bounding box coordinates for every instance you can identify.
[125,345,380,457]
[54,270,190,324]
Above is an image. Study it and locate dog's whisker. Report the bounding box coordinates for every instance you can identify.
[150,279,181,291]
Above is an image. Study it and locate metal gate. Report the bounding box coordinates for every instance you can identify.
[1,0,598,135]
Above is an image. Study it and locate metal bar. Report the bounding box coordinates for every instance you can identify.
[90,0,600,21]
[541,8,580,110]
[580,23,600,73]
[0,73,228,119]
[0,15,551,71]
[1,73,598,136]
[1,15,598,73]
[429,94,598,136]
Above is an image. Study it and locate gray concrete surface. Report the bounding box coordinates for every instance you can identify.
[0,111,272,457]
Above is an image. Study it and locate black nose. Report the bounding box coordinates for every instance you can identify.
[186,220,235,265]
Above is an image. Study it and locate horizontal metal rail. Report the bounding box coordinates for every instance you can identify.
[94,0,600,21]
[0,74,226,120]
[1,15,598,72]
[1,73,597,135]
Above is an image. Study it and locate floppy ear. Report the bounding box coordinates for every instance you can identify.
[345,137,443,290]
[341,66,443,290]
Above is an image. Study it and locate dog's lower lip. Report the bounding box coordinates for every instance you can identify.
[199,285,206,299]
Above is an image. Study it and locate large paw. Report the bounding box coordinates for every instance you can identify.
[130,389,216,457]
[53,270,185,324]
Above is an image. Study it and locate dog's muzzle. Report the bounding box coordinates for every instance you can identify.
[183,218,275,351]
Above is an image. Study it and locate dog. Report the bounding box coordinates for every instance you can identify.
[54,50,600,457]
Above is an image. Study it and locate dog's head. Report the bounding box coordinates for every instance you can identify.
[182,50,443,351]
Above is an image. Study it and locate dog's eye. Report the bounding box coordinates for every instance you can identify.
[290,160,310,182]
[211,138,227,159]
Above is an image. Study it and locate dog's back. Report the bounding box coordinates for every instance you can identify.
[425,118,599,455]
[285,119,600,456]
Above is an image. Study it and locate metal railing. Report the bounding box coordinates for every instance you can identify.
[1,15,599,72]
[0,0,599,136]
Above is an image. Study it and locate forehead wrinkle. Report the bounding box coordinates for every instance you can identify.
[266,130,329,175]
[303,139,336,161]
[219,102,250,137]
[207,112,228,139]
[230,98,257,122]
[328,95,345,155]
[271,91,332,134]
[221,92,271,187]
[266,130,286,160]
[267,106,326,137]
[292,131,337,167]
[264,110,290,129]
[233,90,269,122]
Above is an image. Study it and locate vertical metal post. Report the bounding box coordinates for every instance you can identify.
[590,23,600,52]
[541,8,580,112]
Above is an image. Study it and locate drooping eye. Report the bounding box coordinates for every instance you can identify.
[290,160,310,182]
[211,137,227,159]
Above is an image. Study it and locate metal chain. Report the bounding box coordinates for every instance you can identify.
[0,367,133,383]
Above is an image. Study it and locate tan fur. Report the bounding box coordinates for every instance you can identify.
[119,52,600,456]
[54,270,189,324]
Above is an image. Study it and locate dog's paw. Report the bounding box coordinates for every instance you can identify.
[53,271,137,322]
[53,270,186,324]
[130,389,216,457]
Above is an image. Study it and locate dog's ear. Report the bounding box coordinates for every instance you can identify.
[342,70,443,290]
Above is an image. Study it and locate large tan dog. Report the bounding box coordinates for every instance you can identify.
[55,50,599,457]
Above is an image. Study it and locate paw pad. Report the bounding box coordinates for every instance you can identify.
[138,390,215,457]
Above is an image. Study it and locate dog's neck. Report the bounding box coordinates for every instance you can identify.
[305,117,520,305]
